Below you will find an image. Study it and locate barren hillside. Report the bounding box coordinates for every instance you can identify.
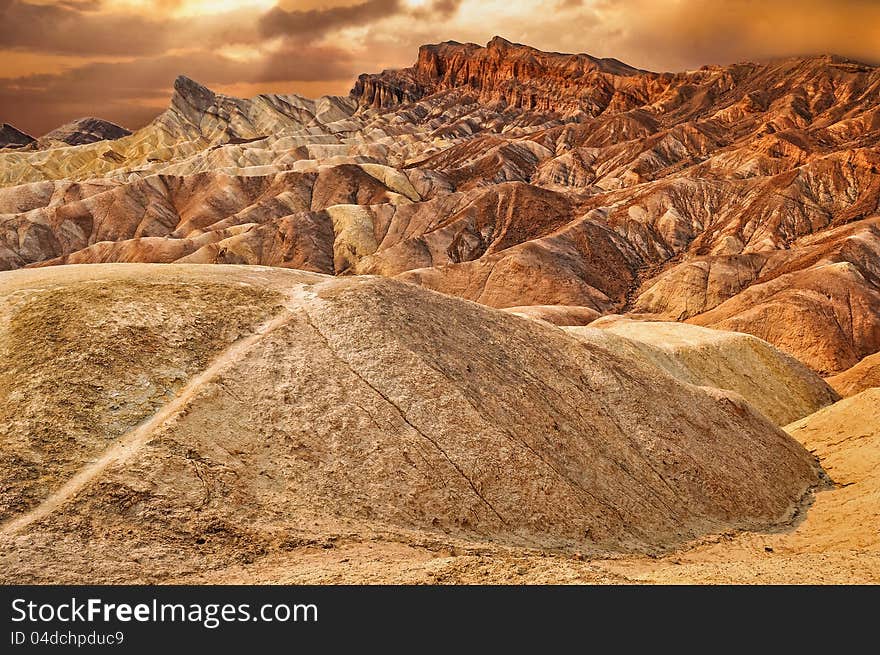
[0,264,826,583]
[1,38,878,376]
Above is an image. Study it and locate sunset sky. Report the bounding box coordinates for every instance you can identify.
[2,0,879,135]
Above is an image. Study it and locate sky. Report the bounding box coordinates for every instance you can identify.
[1,0,879,136]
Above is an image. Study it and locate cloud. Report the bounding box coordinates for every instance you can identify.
[410,0,463,20]
[259,0,464,40]
[259,0,402,39]
[0,0,261,56]
[588,0,880,70]
[55,0,103,10]
[3,0,880,136]
[0,44,359,134]
[0,0,168,55]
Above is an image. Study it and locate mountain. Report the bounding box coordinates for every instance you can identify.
[34,117,131,149]
[0,123,35,149]
[0,38,878,378]
[1,39,878,583]
[352,36,643,111]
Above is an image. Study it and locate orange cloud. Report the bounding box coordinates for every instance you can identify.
[2,0,878,136]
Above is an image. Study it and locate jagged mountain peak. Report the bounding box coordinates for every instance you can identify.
[171,75,219,121]
[487,35,515,48]
[147,73,358,147]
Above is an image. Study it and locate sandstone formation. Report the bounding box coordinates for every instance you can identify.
[0,39,878,374]
[0,264,821,583]
[352,36,642,113]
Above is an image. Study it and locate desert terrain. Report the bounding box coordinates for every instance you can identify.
[0,38,877,583]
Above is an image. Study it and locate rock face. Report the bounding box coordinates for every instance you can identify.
[352,36,642,112]
[0,264,821,582]
[0,39,879,373]
[0,123,34,149]
[35,117,131,149]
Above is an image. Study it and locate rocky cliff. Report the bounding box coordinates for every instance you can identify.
[352,36,642,114]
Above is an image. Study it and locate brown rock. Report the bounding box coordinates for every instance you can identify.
[0,264,820,582]
[0,41,878,379]
[503,305,600,326]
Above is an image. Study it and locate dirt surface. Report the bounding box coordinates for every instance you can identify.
[191,390,880,584]
[0,263,836,583]
[598,389,880,584]
[0,270,283,523]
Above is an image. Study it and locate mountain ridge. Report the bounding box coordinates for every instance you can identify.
[0,38,878,375]
[1,37,879,585]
